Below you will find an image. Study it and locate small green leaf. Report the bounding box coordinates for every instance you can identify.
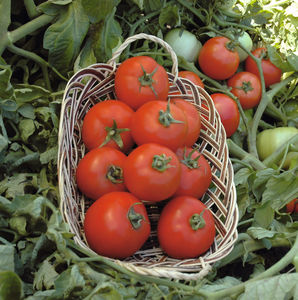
[0,58,14,100]
[74,38,97,73]
[241,273,298,300]
[18,104,35,119]
[43,1,89,73]
[262,169,298,210]
[19,119,35,142]
[247,227,276,240]
[9,216,28,236]
[159,5,181,29]
[253,201,274,229]
[34,259,59,290]
[0,245,15,271]
[0,99,17,112]
[82,0,120,23]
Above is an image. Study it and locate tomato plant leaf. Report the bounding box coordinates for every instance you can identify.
[159,5,181,29]
[34,259,59,290]
[262,169,298,210]
[241,273,298,300]
[0,245,15,271]
[43,0,89,73]
[82,0,120,24]
[91,8,122,62]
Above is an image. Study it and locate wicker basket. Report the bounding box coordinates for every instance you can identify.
[57,33,239,281]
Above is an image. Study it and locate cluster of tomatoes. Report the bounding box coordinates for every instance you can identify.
[76,55,216,260]
[196,36,282,137]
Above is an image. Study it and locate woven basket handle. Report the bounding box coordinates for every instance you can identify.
[107,33,179,81]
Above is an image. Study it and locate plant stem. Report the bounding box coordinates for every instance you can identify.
[24,0,39,19]
[227,139,267,170]
[7,44,68,83]
[211,233,297,299]
[7,44,52,90]
[67,239,210,297]
[262,133,298,167]
[9,14,54,44]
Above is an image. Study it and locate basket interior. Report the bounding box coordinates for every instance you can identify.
[58,63,238,274]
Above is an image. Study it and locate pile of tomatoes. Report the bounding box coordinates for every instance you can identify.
[171,34,282,138]
[76,55,216,260]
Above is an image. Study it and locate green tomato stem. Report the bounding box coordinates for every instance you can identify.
[24,0,39,19]
[211,233,297,299]
[9,14,54,44]
[227,139,266,170]
[262,133,298,168]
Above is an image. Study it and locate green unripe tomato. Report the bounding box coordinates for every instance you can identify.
[165,28,202,62]
[235,31,253,62]
[256,127,298,161]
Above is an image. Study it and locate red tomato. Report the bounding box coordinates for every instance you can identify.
[210,93,240,137]
[172,98,201,147]
[82,100,134,153]
[84,191,151,258]
[245,47,282,88]
[178,71,204,89]
[174,147,212,198]
[227,71,262,110]
[124,143,181,202]
[76,147,127,200]
[198,36,239,80]
[157,196,216,259]
[115,56,169,110]
[130,100,188,151]
[286,198,298,213]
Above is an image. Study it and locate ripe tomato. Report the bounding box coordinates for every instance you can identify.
[82,100,134,153]
[178,71,204,89]
[157,196,216,259]
[245,47,282,88]
[198,36,239,80]
[84,191,151,258]
[76,147,127,200]
[130,100,188,151]
[172,98,201,147]
[124,143,181,202]
[115,56,169,110]
[210,93,240,137]
[174,147,212,198]
[227,71,262,110]
[286,198,298,214]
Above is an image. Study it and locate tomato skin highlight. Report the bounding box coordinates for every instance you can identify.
[123,143,181,202]
[82,100,134,153]
[174,147,212,198]
[227,71,262,110]
[76,147,127,200]
[210,93,240,137]
[84,191,151,259]
[157,196,216,259]
[178,71,204,89]
[130,100,188,151]
[115,56,169,110]
[245,47,282,88]
[198,36,239,80]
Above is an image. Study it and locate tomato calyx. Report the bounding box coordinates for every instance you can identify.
[152,154,174,172]
[127,203,145,230]
[139,65,158,97]
[158,100,184,127]
[106,165,124,184]
[225,40,237,52]
[99,119,130,149]
[236,81,254,94]
[189,210,206,230]
[181,147,201,169]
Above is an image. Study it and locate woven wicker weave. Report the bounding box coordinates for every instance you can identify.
[57,33,239,281]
